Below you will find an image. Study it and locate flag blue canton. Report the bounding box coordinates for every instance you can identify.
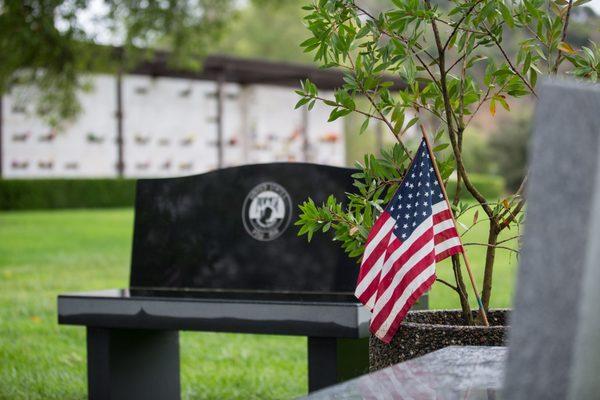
[386,141,445,241]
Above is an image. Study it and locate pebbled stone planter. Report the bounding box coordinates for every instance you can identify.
[369,309,509,371]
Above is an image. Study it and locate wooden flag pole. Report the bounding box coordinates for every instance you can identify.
[419,126,490,327]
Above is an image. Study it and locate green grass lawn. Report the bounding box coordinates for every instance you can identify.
[0,208,519,399]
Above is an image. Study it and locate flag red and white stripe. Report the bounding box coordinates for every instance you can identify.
[355,139,463,343]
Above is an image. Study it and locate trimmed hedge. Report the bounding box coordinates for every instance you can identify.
[0,173,504,211]
[0,179,137,210]
[446,173,505,201]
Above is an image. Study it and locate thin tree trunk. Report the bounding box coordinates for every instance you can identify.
[481,226,499,311]
[453,127,464,204]
[452,254,473,324]
[450,131,471,324]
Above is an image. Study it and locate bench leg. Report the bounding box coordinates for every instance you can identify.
[86,328,180,400]
[307,337,369,392]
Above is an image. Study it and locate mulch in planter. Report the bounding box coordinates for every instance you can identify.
[369,309,509,371]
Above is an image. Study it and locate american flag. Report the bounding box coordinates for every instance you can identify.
[355,139,463,343]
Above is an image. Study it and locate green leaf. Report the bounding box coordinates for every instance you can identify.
[327,108,352,122]
[522,51,532,75]
[530,68,538,88]
[466,55,488,68]
[435,128,445,142]
[499,2,515,28]
[294,97,309,109]
[300,37,320,48]
[404,117,419,132]
[359,118,370,135]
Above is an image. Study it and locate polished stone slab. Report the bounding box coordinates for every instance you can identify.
[58,289,372,337]
[300,346,506,400]
[130,163,360,293]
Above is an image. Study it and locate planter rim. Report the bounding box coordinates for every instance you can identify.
[400,308,511,330]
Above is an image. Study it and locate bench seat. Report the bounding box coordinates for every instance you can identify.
[58,289,370,337]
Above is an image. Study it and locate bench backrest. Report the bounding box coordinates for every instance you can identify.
[129,163,359,293]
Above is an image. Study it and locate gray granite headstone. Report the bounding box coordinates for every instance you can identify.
[569,90,600,398]
[504,79,600,399]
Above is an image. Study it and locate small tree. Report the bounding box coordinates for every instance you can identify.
[295,0,599,323]
[0,0,237,125]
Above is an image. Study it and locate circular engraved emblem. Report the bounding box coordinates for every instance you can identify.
[242,182,292,241]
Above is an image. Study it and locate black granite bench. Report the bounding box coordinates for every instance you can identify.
[57,163,426,400]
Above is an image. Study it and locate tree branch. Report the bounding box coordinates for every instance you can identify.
[464,86,492,128]
[456,201,501,218]
[303,94,386,122]
[446,41,483,73]
[460,217,494,236]
[483,25,538,97]
[442,0,484,51]
[497,175,528,230]
[411,101,447,124]
[496,234,521,246]
[351,2,442,90]
[347,55,414,160]
[463,242,520,254]
[499,198,525,231]
[437,278,459,292]
[553,0,574,73]
[463,75,512,130]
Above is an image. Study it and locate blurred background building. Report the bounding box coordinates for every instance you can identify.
[1,55,349,178]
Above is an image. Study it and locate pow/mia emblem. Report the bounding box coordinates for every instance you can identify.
[242,182,292,241]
